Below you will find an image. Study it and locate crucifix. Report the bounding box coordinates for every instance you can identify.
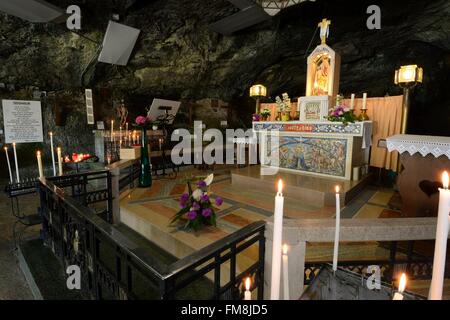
[318,18,331,45]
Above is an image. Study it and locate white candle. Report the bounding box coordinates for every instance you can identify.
[49,132,56,176]
[57,147,63,176]
[429,171,450,300]
[244,277,252,300]
[4,146,13,183]
[37,150,44,179]
[282,244,289,300]
[333,185,341,272]
[159,138,163,151]
[111,120,114,142]
[350,93,355,110]
[393,273,407,300]
[119,126,122,146]
[107,156,111,165]
[362,93,367,110]
[125,122,129,143]
[12,142,20,183]
[270,179,284,300]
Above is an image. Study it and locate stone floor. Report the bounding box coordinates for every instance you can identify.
[0,180,38,300]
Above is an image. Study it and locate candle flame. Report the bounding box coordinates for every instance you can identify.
[282,244,288,255]
[335,185,340,193]
[57,147,61,152]
[245,277,251,291]
[4,146,7,151]
[398,273,407,293]
[13,142,16,147]
[49,131,53,136]
[37,150,41,156]
[277,179,283,194]
[442,171,449,189]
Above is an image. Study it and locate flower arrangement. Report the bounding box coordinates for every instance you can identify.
[326,105,358,125]
[260,108,271,118]
[252,113,261,122]
[133,115,154,128]
[275,93,291,113]
[170,174,223,231]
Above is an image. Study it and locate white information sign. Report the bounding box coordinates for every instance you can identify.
[2,99,44,143]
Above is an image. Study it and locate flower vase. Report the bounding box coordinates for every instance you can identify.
[281,112,290,121]
[276,111,282,121]
[139,127,152,188]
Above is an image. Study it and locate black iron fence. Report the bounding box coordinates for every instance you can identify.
[39,173,265,300]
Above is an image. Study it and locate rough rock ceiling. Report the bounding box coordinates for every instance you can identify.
[0,0,449,107]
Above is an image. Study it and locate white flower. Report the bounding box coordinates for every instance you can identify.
[192,189,203,201]
[204,173,214,186]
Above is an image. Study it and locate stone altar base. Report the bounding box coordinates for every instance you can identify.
[231,166,372,207]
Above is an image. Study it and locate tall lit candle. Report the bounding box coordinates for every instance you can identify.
[429,171,450,300]
[119,126,123,146]
[282,244,289,300]
[111,120,114,142]
[57,147,63,176]
[4,146,13,183]
[350,93,355,110]
[159,138,163,151]
[393,273,407,300]
[244,277,252,300]
[49,132,56,176]
[333,185,341,272]
[125,122,129,143]
[362,93,367,110]
[36,150,44,179]
[12,142,20,183]
[271,179,284,300]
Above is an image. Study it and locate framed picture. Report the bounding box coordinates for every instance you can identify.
[298,96,330,122]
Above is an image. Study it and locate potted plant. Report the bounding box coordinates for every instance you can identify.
[260,108,271,121]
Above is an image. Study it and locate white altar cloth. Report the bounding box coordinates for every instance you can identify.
[386,134,450,159]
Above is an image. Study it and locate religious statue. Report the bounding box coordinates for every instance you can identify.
[115,99,128,128]
[318,18,331,45]
[312,54,331,96]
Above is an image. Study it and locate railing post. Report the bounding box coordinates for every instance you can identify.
[109,167,121,224]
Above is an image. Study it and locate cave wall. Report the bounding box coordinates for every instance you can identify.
[0,0,449,178]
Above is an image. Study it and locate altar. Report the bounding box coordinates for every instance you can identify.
[253,120,372,180]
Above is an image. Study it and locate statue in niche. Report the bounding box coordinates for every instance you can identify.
[312,54,331,96]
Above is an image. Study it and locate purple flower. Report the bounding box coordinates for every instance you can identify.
[179,202,187,209]
[197,180,207,188]
[180,193,189,202]
[252,113,261,121]
[202,208,212,217]
[187,210,197,220]
[200,194,209,203]
[215,196,223,206]
[192,202,200,210]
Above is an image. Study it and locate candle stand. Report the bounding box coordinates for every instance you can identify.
[300,265,424,300]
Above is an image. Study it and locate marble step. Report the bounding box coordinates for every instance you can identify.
[231,165,372,207]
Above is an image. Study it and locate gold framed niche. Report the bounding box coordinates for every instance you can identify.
[305,44,341,99]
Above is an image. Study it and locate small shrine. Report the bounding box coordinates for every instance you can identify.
[300,18,341,121]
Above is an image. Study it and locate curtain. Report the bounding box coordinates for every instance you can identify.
[344,95,403,171]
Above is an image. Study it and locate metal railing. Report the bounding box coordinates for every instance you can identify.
[39,174,265,300]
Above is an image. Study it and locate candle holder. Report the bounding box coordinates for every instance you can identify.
[300,265,424,300]
[359,109,369,121]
